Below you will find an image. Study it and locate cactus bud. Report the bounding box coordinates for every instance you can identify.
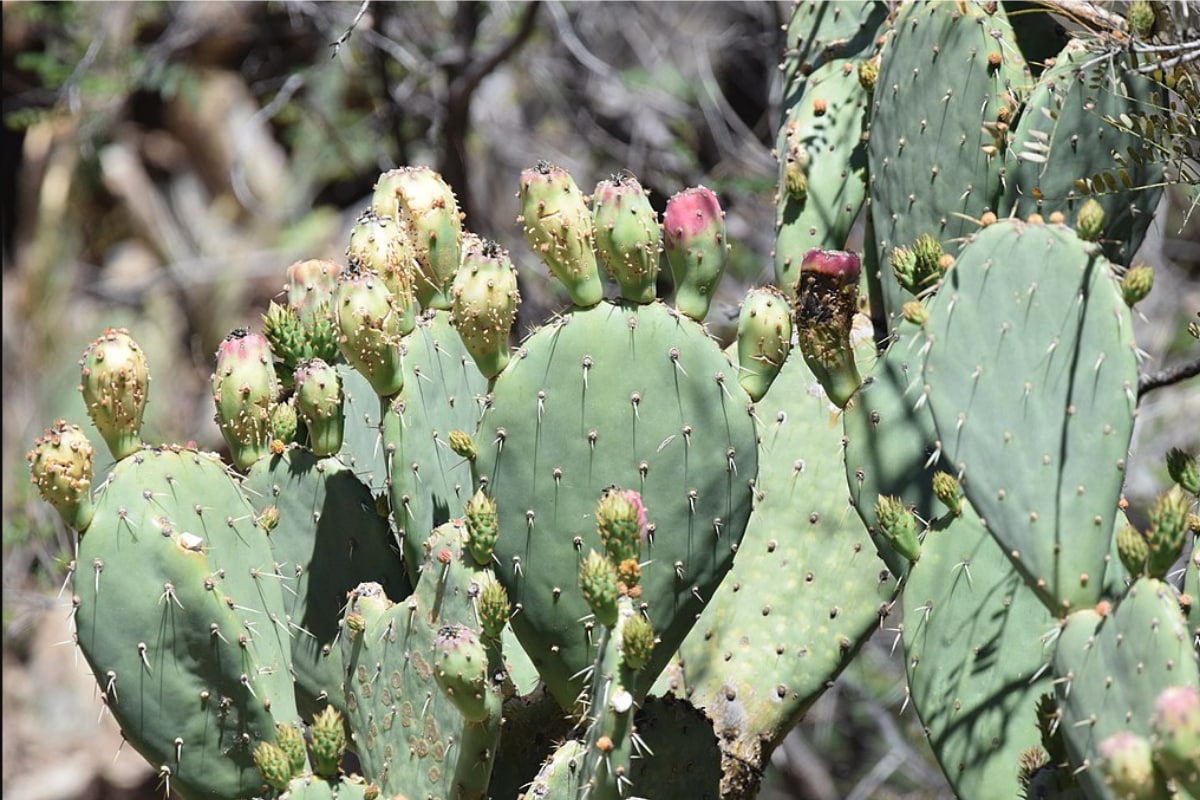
[857,57,879,94]
[620,614,655,671]
[890,246,917,293]
[27,421,96,531]
[1127,0,1156,37]
[736,286,793,401]
[592,171,661,304]
[1097,732,1159,799]
[311,706,346,778]
[874,495,921,563]
[372,166,463,310]
[334,267,406,398]
[212,329,279,471]
[902,300,929,327]
[449,430,477,462]
[294,358,344,457]
[663,185,728,321]
[274,724,308,777]
[783,131,810,201]
[1166,448,1199,496]
[596,487,648,566]
[1150,685,1200,791]
[253,741,295,791]
[433,624,495,723]
[258,504,281,533]
[580,550,620,627]
[906,233,947,294]
[347,209,416,335]
[269,398,298,448]
[464,488,499,566]
[1146,488,1189,578]
[450,235,520,378]
[932,472,963,517]
[478,575,511,640]
[1121,264,1154,308]
[1116,524,1149,578]
[518,161,603,308]
[79,328,149,460]
[1075,198,1105,241]
[793,248,863,408]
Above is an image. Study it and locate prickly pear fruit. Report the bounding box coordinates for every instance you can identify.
[591,171,661,303]
[875,495,921,563]
[1076,198,1105,242]
[212,329,280,470]
[26,420,96,531]
[932,472,963,517]
[620,614,655,671]
[293,358,344,457]
[310,706,346,779]
[464,488,498,567]
[736,286,792,401]
[792,248,863,408]
[1121,264,1154,308]
[1166,448,1198,496]
[433,624,495,723]
[371,166,463,310]
[346,209,416,335]
[663,185,728,321]
[1150,684,1200,794]
[478,575,510,640]
[333,268,405,397]
[450,235,520,378]
[254,741,295,791]
[1146,488,1190,578]
[78,328,149,460]
[1117,524,1150,578]
[286,259,343,322]
[518,161,603,308]
[580,550,620,627]
[1098,732,1162,800]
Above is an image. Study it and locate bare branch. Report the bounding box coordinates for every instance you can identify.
[1139,354,1200,397]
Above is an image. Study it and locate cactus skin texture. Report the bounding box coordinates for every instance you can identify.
[212,328,280,471]
[79,328,149,460]
[518,160,604,308]
[663,186,728,321]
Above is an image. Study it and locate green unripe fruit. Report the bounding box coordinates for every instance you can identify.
[293,358,344,457]
[26,420,96,531]
[79,328,149,460]
[258,504,281,533]
[1076,198,1105,241]
[620,613,655,671]
[1151,685,1200,794]
[736,286,792,402]
[311,706,346,778]
[253,741,295,791]
[449,429,476,462]
[334,268,405,398]
[274,724,308,777]
[875,495,921,563]
[1146,487,1189,578]
[372,166,464,310]
[783,132,810,201]
[592,170,661,303]
[596,487,648,566]
[1166,447,1198,496]
[518,161,603,308]
[286,259,343,324]
[464,488,499,566]
[932,472,963,517]
[1121,264,1154,307]
[478,575,510,640]
[347,209,416,336]
[433,624,494,723]
[580,550,620,628]
[212,328,280,471]
[1097,732,1159,800]
[450,234,520,378]
[857,57,879,94]
[1116,524,1149,578]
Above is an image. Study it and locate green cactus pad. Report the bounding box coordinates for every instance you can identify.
[780,1,889,103]
[1051,577,1199,800]
[243,449,410,720]
[335,364,390,495]
[475,300,757,711]
[917,219,1138,614]
[74,447,302,800]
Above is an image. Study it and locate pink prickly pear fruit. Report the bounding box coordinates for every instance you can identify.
[294,358,344,457]
[27,420,96,531]
[736,286,792,402]
[212,329,280,471]
[372,166,463,311]
[346,209,416,336]
[78,328,149,460]
[596,487,648,566]
[663,185,728,322]
[793,247,863,408]
[285,259,343,324]
[333,267,406,398]
[518,161,604,308]
[450,234,520,379]
[1097,732,1164,799]
[592,171,661,304]
[1151,685,1200,794]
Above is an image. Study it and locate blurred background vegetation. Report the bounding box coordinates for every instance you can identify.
[2,3,1196,799]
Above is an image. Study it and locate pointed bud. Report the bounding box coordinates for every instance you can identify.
[580,550,620,627]
[1075,198,1105,242]
[736,286,792,401]
[902,300,929,327]
[294,358,344,457]
[310,706,346,778]
[464,488,499,566]
[1121,264,1154,308]
[449,430,477,462]
[274,724,308,777]
[1166,448,1198,496]
[1116,524,1149,578]
[478,575,511,640]
[874,495,921,563]
[253,741,295,791]
[620,614,655,671]
[1146,487,1189,578]
[269,398,298,447]
[663,186,728,321]
[857,57,879,94]
[596,487,648,565]
[27,421,95,531]
[212,329,279,470]
[932,472,963,517]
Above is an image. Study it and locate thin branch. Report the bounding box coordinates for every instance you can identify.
[330,0,371,58]
[1139,354,1200,397]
